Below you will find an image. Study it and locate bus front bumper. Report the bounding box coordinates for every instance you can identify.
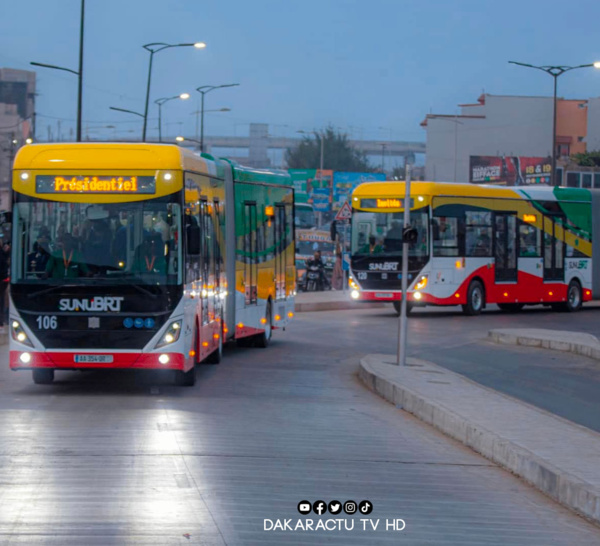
[10,350,186,371]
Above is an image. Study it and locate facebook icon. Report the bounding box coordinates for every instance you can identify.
[312,500,326,516]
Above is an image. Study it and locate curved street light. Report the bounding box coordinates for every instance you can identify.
[195,84,239,151]
[154,93,190,142]
[142,41,206,141]
[508,60,600,186]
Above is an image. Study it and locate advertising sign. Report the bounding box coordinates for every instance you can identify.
[469,156,552,185]
[311,188,330,212]
[332,172,386,210]
[288,169,315,204]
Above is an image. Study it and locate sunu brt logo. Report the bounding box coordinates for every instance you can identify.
[567,260,588,270]
[58,297,124,312]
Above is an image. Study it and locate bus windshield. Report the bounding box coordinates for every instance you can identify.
[12,193,182,285]
[295,205,316,229]
[352,210,429,258]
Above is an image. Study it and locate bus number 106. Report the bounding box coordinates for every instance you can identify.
[36,316,58,330]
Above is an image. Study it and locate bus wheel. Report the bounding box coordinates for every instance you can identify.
[254,302,272,348]
[175,364,196,387]
[462,280,484,316]
[393,301,413,316]
[559,280,583,313]
[204,331,223,364]
[497,303,524,313]
[33,369,54,385]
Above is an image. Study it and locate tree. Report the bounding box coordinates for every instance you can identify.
[571,151,600,167]
[285,126,372,171]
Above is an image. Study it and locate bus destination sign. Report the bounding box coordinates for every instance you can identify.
[360,198,412,209]
[36,175,156,195]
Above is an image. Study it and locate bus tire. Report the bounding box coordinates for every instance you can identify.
[558,280,583,313]
[497,303,524,313]
[204,330,223,364]
[254,302,272,348]
[175,364,196,387]
[462,280,484,316]
[393,301,413,316]
[33,369,54,385]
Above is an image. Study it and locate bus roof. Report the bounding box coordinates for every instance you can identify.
[14,142,292,187]
[12,142,222,174]
[352,181,592,202]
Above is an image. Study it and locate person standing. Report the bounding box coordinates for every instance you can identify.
[331,240,344,290]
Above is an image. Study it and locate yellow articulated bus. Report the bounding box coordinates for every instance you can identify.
[349,181,599,315]
[10,143,295,385]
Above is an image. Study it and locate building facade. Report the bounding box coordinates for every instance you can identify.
[0,68,36,209]
[422,94,589,184]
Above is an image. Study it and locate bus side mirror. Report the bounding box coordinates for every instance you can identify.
[402,227,418,244]
[187,224,201,255]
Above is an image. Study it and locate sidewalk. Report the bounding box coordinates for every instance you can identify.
[490,327,600,360]
[359,353,600,525]
[295,289,388,312]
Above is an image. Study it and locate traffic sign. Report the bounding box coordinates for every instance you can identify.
[335,201,352,221]
[342,252,350,271]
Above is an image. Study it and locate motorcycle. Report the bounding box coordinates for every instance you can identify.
[303,262,325,292]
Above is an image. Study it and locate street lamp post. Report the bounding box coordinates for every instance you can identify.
[509,60,600,186]
[142,42,206,142]
[31,0,85,142]
[297,129,325,227]
[195,84,239,152]
[154,93,189,142]
[189,108,231,152]
[109,106,145,139]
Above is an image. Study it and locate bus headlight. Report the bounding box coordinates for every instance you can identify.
[414,275,428,291]
[11,320,33,347]
[155,320,182,349]
[351,290,360,299]
[349,277,359,290]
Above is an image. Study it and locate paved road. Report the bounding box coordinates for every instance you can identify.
[376,303,600,434]
[1,306,600,544]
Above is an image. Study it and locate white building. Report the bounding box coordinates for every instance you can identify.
[421,93,589,183]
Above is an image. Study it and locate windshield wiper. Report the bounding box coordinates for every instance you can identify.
[27,284,79,299]
[88,277,159,299]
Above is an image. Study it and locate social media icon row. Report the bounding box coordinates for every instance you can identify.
[298,500,373,515]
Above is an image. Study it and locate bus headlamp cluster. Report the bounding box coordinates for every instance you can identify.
[414,275,428,291]
[349,276,359,290]
[11,320,33,347]
[155,320,182,349]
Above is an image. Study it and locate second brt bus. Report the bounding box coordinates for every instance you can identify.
[349,181,600,315]
[9,143,295,385]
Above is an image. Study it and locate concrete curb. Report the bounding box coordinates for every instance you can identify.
[359,355,600,526]
[295,300,388,313]
[489,328,600,361]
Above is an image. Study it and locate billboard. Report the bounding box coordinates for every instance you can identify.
[288,169,333,211]
[469,156,552,185]
[332,172,386,210]
[288,169,314,204]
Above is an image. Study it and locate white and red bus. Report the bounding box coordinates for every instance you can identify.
[348,181,598,315]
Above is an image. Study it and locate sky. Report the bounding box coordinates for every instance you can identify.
[2,0,600,166]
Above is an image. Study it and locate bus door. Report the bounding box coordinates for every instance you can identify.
[543,215,565,282]
[494,212,518,282]
[244,202,257,305]
[274,204,286,299]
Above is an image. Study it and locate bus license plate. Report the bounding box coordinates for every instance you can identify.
[74,354,114,363]
[375,292,393,298]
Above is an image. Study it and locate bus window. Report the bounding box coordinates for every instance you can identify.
[519,223,541,257]
[432,216,459,257]
[465,210,492,257]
